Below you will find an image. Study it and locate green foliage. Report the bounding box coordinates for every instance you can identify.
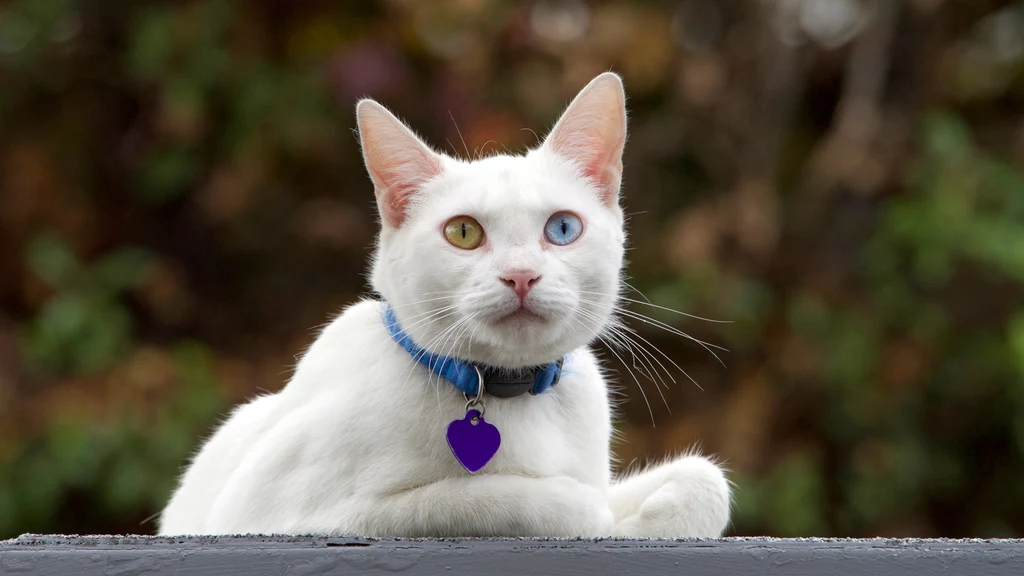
[0,342,225,537]
[2,0,1024,540]
[664,107,1024,537]
[734,453,829,536]
[23,234,151,375]
[0,0,75,65]
[888,113,1024,284]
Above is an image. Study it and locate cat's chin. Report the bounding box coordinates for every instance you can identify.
[466,318,584,368]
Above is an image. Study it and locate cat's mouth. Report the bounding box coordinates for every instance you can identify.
[498,306,545,324]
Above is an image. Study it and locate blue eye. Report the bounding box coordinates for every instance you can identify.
[544,212,583,246]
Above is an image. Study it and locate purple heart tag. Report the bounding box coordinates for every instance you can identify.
[446,409,500,474]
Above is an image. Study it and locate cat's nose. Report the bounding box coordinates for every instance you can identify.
[500,270,541,300]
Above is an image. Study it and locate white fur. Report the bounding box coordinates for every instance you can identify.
[158,73,730,538]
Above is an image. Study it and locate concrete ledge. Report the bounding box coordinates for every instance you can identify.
[2,535,1023,575]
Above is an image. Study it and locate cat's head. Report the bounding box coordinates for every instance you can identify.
[358,73,627,368]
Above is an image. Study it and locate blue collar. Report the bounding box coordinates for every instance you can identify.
[383,303,564,397]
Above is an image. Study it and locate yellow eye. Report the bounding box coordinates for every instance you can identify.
[443,216,484,250]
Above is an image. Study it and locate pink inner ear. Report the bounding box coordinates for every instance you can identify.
[369,154,443,227]
[577,138,625,199]
[544,75,627,205]
[358,101,444,228]
[549,122,625,206]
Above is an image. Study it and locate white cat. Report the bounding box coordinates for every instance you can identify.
[158,73,731,538]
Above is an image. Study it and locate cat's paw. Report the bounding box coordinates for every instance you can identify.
[612,456,730,538]
[548,476,616,537]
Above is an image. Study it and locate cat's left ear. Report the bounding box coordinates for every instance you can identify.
[542,72,628,206]
[357,100,444,228]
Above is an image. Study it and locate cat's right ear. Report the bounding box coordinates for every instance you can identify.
[356,100,444,228]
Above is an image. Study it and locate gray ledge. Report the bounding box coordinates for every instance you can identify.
[3,535,1023,575]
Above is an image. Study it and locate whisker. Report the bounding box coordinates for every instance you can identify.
[578,308,671,412]
[448,110,471,160]
[373,305,458,348]
[580,298,729,367]
[617,324,704,392]
[621,280,652,304]
[385,294,460,309]
[432,312,477,393]
[606,328,671,412]
[579,290,732,324]
[564,306,657,425]
[412,313,475,414]
[578,307,664,386]
[397,312,469,391]
[595,332,656,427]
[610,306,730,362]
[606,325,673,389]
[422,313,477,392]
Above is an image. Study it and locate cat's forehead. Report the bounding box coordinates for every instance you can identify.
[434,152,589,214]
[447,154,544,193]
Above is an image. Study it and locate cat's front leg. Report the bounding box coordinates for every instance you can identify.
[357,474,614,538]
[609,455,730,538]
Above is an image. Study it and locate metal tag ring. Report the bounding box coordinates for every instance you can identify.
[463,365,486,418]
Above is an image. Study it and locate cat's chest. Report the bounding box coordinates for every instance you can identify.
[292,307,610,483]
[390,371,607,480]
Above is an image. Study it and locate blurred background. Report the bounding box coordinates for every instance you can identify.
[1,0,1023,539]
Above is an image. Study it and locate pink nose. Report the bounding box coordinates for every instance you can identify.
[500,270,541,300]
